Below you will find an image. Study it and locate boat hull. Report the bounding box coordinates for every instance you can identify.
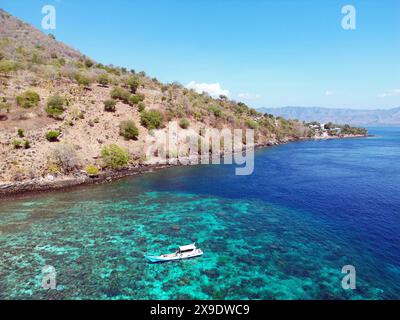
[145,251,203,263]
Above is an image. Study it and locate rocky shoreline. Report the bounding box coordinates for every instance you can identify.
[0,134,367,200]
[0,162,175,201]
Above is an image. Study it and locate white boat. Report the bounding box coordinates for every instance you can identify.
[145,243,203,263]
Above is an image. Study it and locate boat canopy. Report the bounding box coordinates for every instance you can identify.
[179,243,196,252]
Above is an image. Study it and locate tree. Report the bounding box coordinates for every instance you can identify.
[248,108,259,116]
[129,93,145,107]
[179,118,190,129]
[16,90,40,109]
[57,58,66,66]
[235,102,248,114]
[74,72,91,87]
[110,87,130,104]
[126,76,141,93]
[140,110,162,129]
[0,98,11,118]
[137,102,145,112]
[104,99,117,112]
[84,59,94,68]
[208,105,222,118]
[46,130,61,142]
[324,122,335,130]
[12,139,23,149]
[128,94,141,105]
[0,60,16,76]
[98,73,110,86]
[101,144,130,169]
[119,120,139,140]
[245,119,258,129]
[46,95,66,118]
[85,165,99,177]
[31,51,42,64]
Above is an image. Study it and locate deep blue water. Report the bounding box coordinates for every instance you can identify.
[0,127,399,299]
[151,127,400,265]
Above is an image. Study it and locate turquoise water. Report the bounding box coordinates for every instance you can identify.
[0,127,399,299]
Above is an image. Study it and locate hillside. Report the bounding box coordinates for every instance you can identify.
[259,106,400,126]
[0,9,365,191]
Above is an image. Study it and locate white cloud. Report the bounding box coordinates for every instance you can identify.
[186,81,230,98]
[325,90,334,96]
[237,92,261,100]
[379,89,400,98]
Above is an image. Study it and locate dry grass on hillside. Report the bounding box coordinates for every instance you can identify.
[0,8,313,183]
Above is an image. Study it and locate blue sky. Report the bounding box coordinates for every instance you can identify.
[1,0,399,109]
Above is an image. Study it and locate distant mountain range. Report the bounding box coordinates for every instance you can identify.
[258,107,400,126]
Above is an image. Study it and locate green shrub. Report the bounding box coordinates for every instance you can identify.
[71,108,85,120]
[248,108,259,117]
[12,139,22,149]
[208,105,222,117]
[126,76,141,93]
[98,73,110,86]
[104,99,117,112]
[74,73,91,86]
[234,102,248,114]
[140,110,162,130]
[340,124,368,136]
[194,111,202,121]
[0,60,16,76]
[245,119,258,129]
[84,59,94,68]
[179,118,190,129]
[101,65,121,76]
[128,94,141,105]
[31,51,42,64]
[137,102,145,112]
[85,165,99,177]
[24,140,31,149]
[47,163,61,174]
[57,58,66,66]
[0,101,11,113]
[110,87,130,103]
[16,90,40,109]
[119,120,139,140]
[46,130,61,142]
[46,95,66,118]
[101,144,130,169]
[17,129,24,138]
